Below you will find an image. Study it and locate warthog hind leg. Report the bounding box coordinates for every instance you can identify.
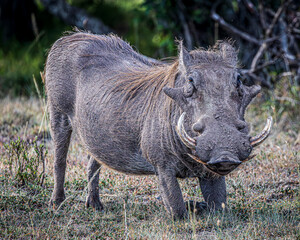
[49,109,72,208]
[86,156,103,211]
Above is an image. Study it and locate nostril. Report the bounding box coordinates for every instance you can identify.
[208,159,240,169]
[193,121,205,133]
[236,120,247,131]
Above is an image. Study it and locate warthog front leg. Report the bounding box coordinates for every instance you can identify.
[49,110,72,208]
[86,156,103,211]
[157,167,187,219]
[198,175,226,211]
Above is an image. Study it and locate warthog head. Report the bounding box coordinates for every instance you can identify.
[164,41,272,176]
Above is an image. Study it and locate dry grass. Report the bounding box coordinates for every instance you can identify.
[0,96,299,239]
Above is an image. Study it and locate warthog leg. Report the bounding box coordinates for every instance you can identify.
[86,155,103,211]
[49,109,72,208]
[198,175,226,211]
[157,167,187,219]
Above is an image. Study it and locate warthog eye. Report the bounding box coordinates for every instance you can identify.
[237,74,242,88]
[184,76,195,97]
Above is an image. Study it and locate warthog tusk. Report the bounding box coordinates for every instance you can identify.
[187,153,208,165]
[176,112,196,150]
[242,154,256,163]
[250,116,273,147]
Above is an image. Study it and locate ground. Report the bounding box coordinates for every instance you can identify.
[0,96,299,239]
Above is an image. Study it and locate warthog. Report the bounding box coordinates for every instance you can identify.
[45,32,272,218]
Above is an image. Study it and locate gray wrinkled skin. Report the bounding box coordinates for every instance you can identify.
[45,32,260,219]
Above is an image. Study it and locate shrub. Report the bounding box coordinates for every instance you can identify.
[4,137,47,186]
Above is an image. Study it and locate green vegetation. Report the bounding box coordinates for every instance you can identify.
[4,137,47,186]
[0,0,177,97]
[0,94,299,239]
[0,19,70,97]
[1,0,298,97]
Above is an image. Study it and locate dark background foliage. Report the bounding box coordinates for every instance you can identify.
[0,0,299,96]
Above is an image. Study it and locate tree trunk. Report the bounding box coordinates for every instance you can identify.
[40,0,112,34]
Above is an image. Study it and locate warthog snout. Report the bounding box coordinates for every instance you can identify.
[206,154,242,175]
[177,112,272,176]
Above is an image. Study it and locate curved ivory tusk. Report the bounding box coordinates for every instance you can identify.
[187,153,207,165]
[250,116,273,147]
[175,112,196,150]
[241,154,256,163]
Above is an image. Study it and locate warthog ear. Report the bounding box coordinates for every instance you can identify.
[178,40,192,74]
[163,86,187,108]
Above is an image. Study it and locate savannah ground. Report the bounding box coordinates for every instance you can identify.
[0,87,299,239]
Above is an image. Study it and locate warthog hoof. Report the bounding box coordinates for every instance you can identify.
[85,195,104,211]
[49,197,66,209]
[185,201,208,215]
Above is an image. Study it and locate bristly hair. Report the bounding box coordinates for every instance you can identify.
[110,61,179,119]
[106,40,239,122]
[189,40,239,68]
[102,57,180,159]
